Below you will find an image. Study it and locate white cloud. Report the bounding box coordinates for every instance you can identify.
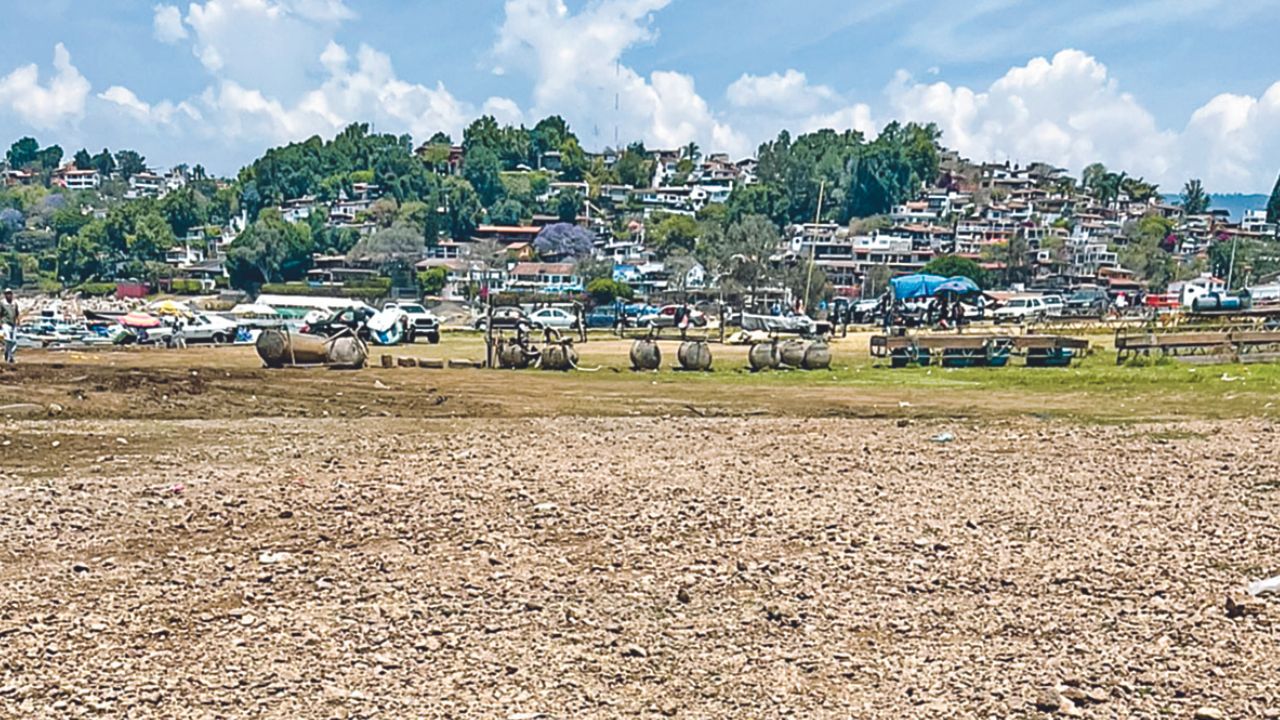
[725,69,876,143]
[0,43,91,130]
[183,0,354,101]
[888,49,1179,185]
[492,0,747,154]
[727,70,836,113]
[1180,82,1280,192]
[99,86,202,125]
[152,4,188,43]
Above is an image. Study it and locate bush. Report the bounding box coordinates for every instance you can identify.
[76,282,117,297]
[587,278,633,305]
[260,282,389,300]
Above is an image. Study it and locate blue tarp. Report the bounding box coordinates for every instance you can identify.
[890,274,948,300]
[891,274,981,299]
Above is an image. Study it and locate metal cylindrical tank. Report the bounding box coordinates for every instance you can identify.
[256,328,330,368]
[327,337,368,369]
[801,341,831,370]
[498,341,531,369]
[779,339,810,368]
[540,342,578,371]
[677,341,713,371]
[629,339,662,370]
[748,342,779,371]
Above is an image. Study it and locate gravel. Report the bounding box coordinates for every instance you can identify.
[1,415,1278,717]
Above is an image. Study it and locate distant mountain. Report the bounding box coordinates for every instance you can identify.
[1161,193,1268,221]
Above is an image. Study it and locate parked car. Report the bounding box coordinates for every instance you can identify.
[1191,291,1250,313]
[183,313,241,344]
[993,296,1052,324]
[635,304,708,329]
[474,306,531,332]
[528,307,580,330]
[302,305,377,339]
[586,305,628,329]
[383,302,440,343]
[1064,288,1111,316]
[1038,295,1065,317]
[852,298,881,324]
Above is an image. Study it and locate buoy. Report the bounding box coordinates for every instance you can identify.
[677,340,713,371]
[629,339,662,370]
[748,342,779,371]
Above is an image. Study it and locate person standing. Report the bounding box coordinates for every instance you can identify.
[172,316,187,349]
[0,288,19,364]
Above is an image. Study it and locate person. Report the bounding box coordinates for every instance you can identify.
[0,288,18,364]
[171,316,187,349]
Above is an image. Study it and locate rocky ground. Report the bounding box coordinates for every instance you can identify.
[2,412,1279,718]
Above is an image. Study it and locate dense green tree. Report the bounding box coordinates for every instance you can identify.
[37,145,63,170]
[57,220,108,282]
[615,142,654,188]
[128,213,177,262]
[586,277,633,305]
[699,214,780,303]
[1118,214,1179,291]
[1081,163,1108,193]
[6,137,39,168]
[531,116,571,163]
[114,150,147,179]
[462,116,502,154]
[1181,179,1210,215]
[463,146,504,206]
[488,198,524,227]
[922,255,990,288]
[1266,171,1280,226]
[649,212,699,255]
[438,176,482,239]
[226,212,314,288]
[50,205,91,239]
[418,266,448,295]
[558,136,587,182]
[72,149,93,170]
[161,187,206,238]
[347,223,423,269]
[555,189,583,223]
[90,149,115,177]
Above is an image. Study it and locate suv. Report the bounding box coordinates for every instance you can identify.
[474,306,531,333]
[1064,288,1111,317]
[383,302,440,344]
[993,296,1051,324]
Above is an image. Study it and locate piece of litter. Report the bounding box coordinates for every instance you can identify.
[898,401,912,408]
[1247,575,1280,596]
[931,432,955,444]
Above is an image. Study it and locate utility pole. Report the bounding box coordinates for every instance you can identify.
[1226,233,1239,291]
[803,180,825,314]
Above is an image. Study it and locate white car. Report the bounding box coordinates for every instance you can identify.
[528,307,580,330]
[993,296,1052,324]
[182,313,241,343]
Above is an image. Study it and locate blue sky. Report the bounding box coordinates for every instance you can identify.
[1,0,1277,192]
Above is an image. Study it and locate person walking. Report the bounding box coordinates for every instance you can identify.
[0,288,19,364]
[171,316,187,349]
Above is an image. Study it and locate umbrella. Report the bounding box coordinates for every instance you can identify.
[149,300,192,317]
[120,311,162,329]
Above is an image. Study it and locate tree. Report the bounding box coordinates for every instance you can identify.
[558,136,587,181]
[649,212,699,255]
[1118,214,1178,291]
[129,213,177,262]
[58,220,108,283]
[1266,171,1280,227]
[700,214,780,306]
[463,146,504,206]
[418,266,448,295]
[73,149,93,170]
[616,143,653,188]
[586,277,633,305]
[1181,179,1210,215]
[91,149,115,177]
[347,223,424,277]
[6,138,39,168]
[37,145,63,170]
[488,198,524,227]
[1081,163,1108,193]
[555,189,583,223]
[226,212,314,288]
[161,187,205,238]
[533,223,596,259]
[922,255,990,289]
[114,150,147,180]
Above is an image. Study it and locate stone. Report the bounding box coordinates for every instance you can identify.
[1194,709,1225,720]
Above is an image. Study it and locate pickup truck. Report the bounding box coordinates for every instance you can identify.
[1063,288,1111,317]
[383,302,441,343]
